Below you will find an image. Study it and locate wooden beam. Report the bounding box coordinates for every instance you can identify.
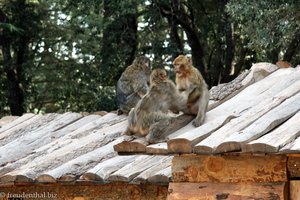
[113,137,147,154]
[194,73,300,154]
[168,182,287,200]
[167,115,235,154]
[290,181,300,200]
[243,111,300,153]
[108,155,168,183]
[288,155,300,179]
[172,154,287,183]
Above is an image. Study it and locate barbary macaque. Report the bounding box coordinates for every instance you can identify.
[173,55,209,127]
[125,68,187,139]
[116,56,151,114]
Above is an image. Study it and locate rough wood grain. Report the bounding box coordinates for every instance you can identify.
[42,137,126,181]
[0,113,35,134]
[172,154,287,183]
[167,115,236,153]
[36,174,56,183]
[3,120,127,180]
[194,75,300,154]
[168,182,287,200]
[114,136,148,153]
[287,155,300,179]
[242,111,300,153]
[81,155,137,182]
[0,112,83,166]
[132,156,172,184]
[208,62,278,110]
[217,91,300,153]
[0,175,34,184]
[207,67,296,121]
[108,155,167,182]
[146,143,168,154]
[148,166,171,184]
[290,181,300,200]
[0,113,125,177]
[0,114,45,143]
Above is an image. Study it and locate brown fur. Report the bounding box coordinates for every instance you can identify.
[116,56,151,114]
[125,68,187,137]
[173,55,209,127]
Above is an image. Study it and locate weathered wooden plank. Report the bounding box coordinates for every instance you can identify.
[167,115,236,154]
[0,112,83,166]
[194,77,300,154]
[132,156,172,184]
[168,182,287,200]
[148,166,171,184]
[0,113,35,134]
[290,181,300,200]
[0,175,34,184]
[108,155,167,182]
[172,154,287,183]
[48,114,102,139]
[43,137,128,182]
[0,113,125,176]
[0,114,45,143]
[81,155,137,182]
[36,174,56,183]
[208,62,278,110]
[146,143,168,154]
[3,120,127,180]
[217,91,300,153]
[242,111,300,153]
[207,67,296,121]
[114,136,148,153]
[0,116,18,127]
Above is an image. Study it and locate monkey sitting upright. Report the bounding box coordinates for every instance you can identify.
[125,68,187,138]
[173,55,209,127]
[116,56,151,114]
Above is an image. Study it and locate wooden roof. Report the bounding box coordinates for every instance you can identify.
[0,62,299,185]
[0,113,172,185]
[115,63,300,155]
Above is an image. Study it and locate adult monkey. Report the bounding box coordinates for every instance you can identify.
[125,68,188,140]
[173,55,209,127]
[116,56,151,114]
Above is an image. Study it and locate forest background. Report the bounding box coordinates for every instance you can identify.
[0,0,299,117]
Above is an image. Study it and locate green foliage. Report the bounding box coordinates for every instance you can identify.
[226,0,300,62]
[1,0,299,117]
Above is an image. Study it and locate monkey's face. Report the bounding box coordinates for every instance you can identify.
[173,55,190,78]
[173,62,187,78]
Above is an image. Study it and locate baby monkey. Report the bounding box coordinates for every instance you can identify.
[125,68,187,140]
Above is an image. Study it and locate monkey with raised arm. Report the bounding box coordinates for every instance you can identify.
[116,56,151,114]
[125,68,187,138]
[173,55,209,127]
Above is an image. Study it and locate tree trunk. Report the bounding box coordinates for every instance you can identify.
[157,1,206,77]
[2,42,25,116]
[222,20,235,83]
[0,9,24,116]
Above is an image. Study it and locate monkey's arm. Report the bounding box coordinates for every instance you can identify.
[187,86,201,105]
